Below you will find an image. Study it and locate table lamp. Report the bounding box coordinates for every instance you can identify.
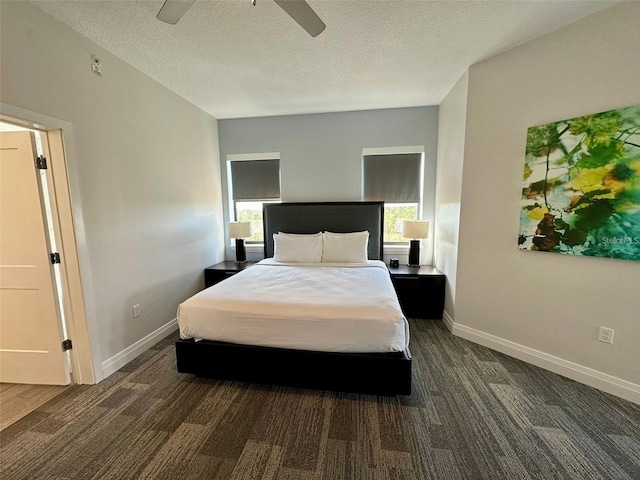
[228,221,252,263]
[401,220,429,267]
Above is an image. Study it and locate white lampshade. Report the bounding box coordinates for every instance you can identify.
[228,221,252,239]
[401,220,429,240]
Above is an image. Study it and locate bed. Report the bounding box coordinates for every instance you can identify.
[175,202,412,395]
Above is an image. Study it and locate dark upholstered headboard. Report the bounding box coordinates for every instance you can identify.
[263,202,384,260]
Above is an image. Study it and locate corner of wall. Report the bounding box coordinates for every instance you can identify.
[434,70,469,322]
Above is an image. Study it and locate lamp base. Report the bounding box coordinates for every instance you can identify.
[235,238,247,263]
[407,239,420,267]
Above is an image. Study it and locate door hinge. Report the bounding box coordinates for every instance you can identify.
[50,252,61,264]
[36,155,48,170]
[62,339,73,351]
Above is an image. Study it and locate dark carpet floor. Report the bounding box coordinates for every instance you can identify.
[1,319,638,479]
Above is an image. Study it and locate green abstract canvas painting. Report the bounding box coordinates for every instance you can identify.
[518,104,640,261]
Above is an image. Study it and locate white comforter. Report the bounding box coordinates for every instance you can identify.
[177,259,408,353]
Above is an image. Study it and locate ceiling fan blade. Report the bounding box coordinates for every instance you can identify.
[273,0,326,37]
[157,0,196,25]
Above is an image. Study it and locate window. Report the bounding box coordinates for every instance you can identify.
[362,151,423,242]
[228,155,281,243]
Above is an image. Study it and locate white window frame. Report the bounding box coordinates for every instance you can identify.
[226,152,281,248]
[361,146,425,248]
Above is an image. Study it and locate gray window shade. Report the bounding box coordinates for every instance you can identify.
[363,153,422,203]
[231,159,280,200]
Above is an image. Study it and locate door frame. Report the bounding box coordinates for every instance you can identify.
[1,102,102,384]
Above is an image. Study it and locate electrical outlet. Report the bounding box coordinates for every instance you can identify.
[598,326,614,344]
[132,304,141,318]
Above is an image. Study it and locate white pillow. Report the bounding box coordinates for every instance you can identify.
[273,232,323,263]
[321,231,369,263]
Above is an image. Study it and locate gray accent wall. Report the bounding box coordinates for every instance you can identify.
[219,107,439,262]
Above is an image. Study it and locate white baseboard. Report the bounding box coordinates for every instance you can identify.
[442,310,455,332]
[101,318,179,379]
[441,311,639,405]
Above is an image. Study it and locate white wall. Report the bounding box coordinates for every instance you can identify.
[0,2,224,379]
[218,107,439,262]
[450,2,640,400]
[434,71,468,319]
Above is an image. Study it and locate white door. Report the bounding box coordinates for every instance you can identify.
[0,131,70,385]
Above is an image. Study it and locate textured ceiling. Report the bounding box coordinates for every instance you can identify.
[31,0,617,119]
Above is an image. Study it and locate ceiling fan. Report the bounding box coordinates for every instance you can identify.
[156,0,326,37]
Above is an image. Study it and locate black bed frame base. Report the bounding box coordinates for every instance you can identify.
[176,338,412,396]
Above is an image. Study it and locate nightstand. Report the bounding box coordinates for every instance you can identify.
[387,265,445,319]
[204,261,255,288]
